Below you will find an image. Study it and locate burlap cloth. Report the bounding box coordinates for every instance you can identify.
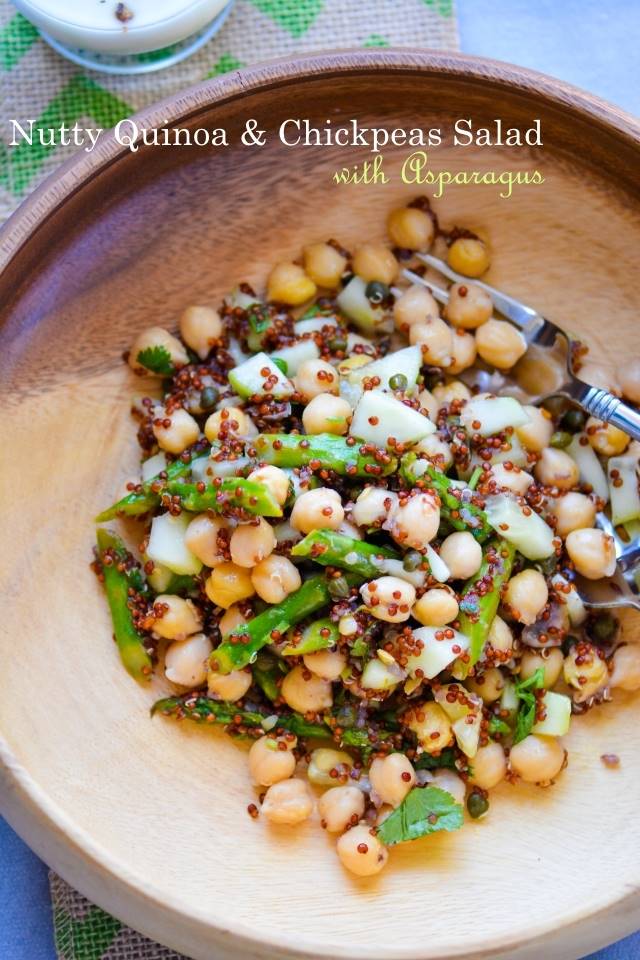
[1,1,458,956]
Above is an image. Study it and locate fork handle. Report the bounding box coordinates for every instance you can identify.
[566,380,640,442]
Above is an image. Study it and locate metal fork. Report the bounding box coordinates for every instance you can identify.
[400,253,640,442]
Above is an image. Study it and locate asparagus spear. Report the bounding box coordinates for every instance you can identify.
[251,651,285,702]
[456,539,516,675]
[253,433,397,477]
[166,478,282,517]
[400,454,491,540]
[96,529,153,681]
[211,572,361,674]
[151,694,397,754]
[291,529,399,578]
[96,451,209,522]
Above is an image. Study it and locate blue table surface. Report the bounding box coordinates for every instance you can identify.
[3,1,640,958]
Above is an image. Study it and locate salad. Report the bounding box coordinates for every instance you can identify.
[94,197,640,878]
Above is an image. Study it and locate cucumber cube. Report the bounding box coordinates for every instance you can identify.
[228,352,294,399]
[349,390,436,447]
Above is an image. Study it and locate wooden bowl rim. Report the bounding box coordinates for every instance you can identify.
[2,49,640,960]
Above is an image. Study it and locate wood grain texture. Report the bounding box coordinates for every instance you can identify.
[1,51,640,960]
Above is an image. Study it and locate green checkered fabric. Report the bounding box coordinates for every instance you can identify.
[2,0,458,956]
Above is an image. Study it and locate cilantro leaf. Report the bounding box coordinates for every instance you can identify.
[247,304,271,335]
[376,786,463,847]
[488,715,512,737]
[136,345,174,376]
[513,667,544,744]
[414,747,458,771]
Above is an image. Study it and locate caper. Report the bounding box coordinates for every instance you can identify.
[389,373,408,392]
[328,575,351,599]
[328,335,348,353]
[467,790,489,819]
[550,430,572,449]
[365,280,389,304]
[561,408,587,433]
[199,385,219,410]
[589,611,618,644]
[403,549,423,571]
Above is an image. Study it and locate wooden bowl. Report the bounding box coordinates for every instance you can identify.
[2,51,640,960]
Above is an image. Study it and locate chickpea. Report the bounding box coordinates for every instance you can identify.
[164,632,212,687]
[504,569,548,626]
[417,387,439,421]
[550,492,596,537]
[387,492,440,549]
[318,786,365,833]
[204,406,251,442]
[290,487,344,534]
[564,644,608,702]
[565,528,616,580]
[303,242,347,289]
[207,666,252,702]
[281,665,333,713]
[352,486,397,528]
[128,326,188,375]
[439,531,483,580]
[448,329,478,375]
[617,358,640,404]
[393,284,439,332]
[425,769,466,804]
[369,754,416,807]
[360,575,416,623]
[302,393,352,435]
[294,358,339,401]
[445,282,492,329]
[267,261,316,305]
[413,435,453,469]
[247,465,290,507]
[470,741,507,790]
[475,319,527,369]
[352,243,398,285]
[205,562,255,608]
[586,417,630,457]
[251,554,301,604]
[184,514,229,568]
[304,649,347,681]
[447,237,491,277]
[490,463,534,495]
[432,380,471,405]
[409,317,453,367]
[248,735,297,786]
[535,448,579,490]
[179,305,222,360]
[520,648,564,688]
[516,405,554,453]
[152,407,200,455]
[336,823,388,877]
[218,604,247,635]
[487,614,513,656]
[387,206,434,251]
[509,734,565,783]
[468,667,504,703]
[308,748,353,786]
[610,644,640,691]
[579,362,620,395]
[261,778,314,825]
[406,701,454,753]
[412,588,459,626]
[151,594,202,640]
[229,518,276,569]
